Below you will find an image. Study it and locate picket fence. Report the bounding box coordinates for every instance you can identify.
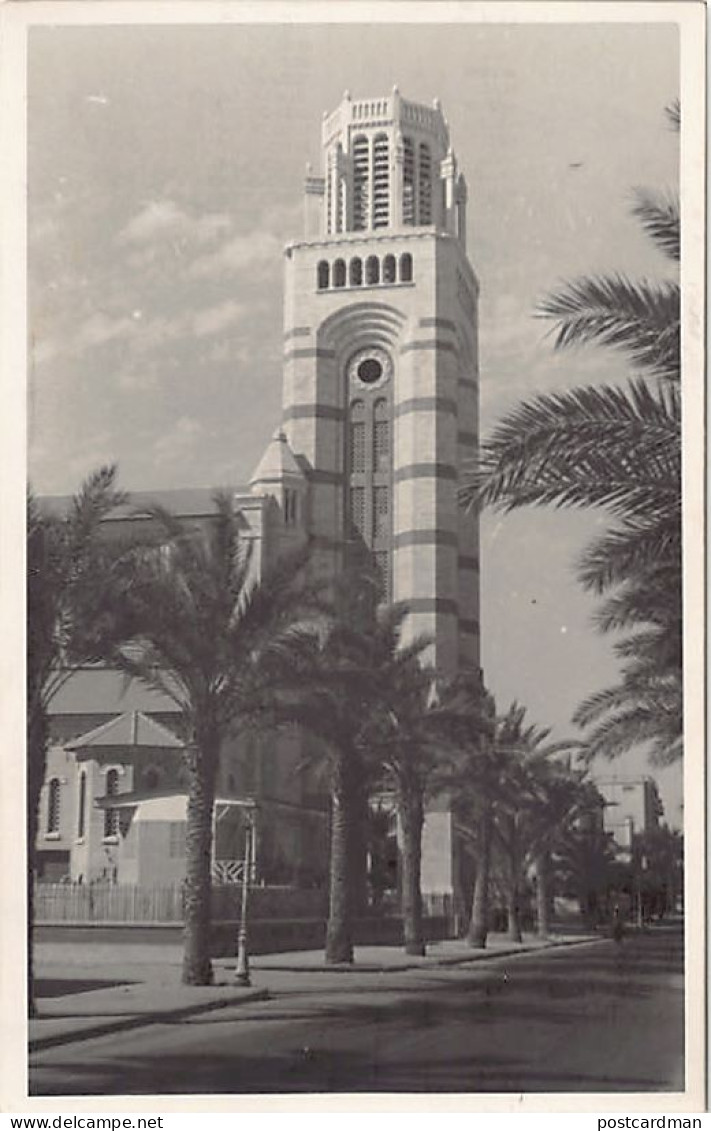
[34,882,328,924]
[34,883,453,926]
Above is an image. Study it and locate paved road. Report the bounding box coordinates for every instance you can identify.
[30,925,684,1096]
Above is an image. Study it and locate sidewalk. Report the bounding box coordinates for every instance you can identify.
[31,928,600,1054]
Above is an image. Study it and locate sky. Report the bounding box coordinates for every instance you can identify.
[27,17,682,823]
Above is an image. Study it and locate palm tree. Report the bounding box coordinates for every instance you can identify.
[27,466,127,1017]
[276,600,377,964]
[107,494,314,985]
[460,117,681,766]
[434,678,497,948]
[489,704,577,942]
[361,607,463,956]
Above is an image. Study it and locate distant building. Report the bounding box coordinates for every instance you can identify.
[593,775,664,856]
[36,90,480,900]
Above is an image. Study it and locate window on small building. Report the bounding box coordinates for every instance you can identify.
[77,771,86,839]
[317,260,330,290]
[399,253,413,283]
[349,258,363,287]
[333,259,346,288]
[366,255,380,286]
[104,768,119,839]
[47,778,61,835]
[284,488,298,525]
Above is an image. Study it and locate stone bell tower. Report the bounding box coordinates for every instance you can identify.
[281,88,479,677]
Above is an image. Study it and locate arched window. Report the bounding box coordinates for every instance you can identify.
[77,771,87,839]
[349,258,363,287]
[352,134,370,231]
[372,133,390,229]
[317,260,330,290]
[366,256,380,286]
[383,255,396,284]
[333,259,346,288]
[399,253,413,283]
[47,778,61,835]
[350,399,366,474]
[403,136,415,225]
[419,143,432,224]
[104,768,119,839]
[373,398,390,471]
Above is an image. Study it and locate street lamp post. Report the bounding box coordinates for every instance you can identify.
[235,802,256,986]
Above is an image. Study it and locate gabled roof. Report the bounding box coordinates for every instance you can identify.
[250,428,306,490]
[66,710,184,751]
[50,668,179,716]
[40,486,255,522]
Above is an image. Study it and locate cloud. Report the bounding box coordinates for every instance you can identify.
[75,312,136,350]
[153,416,207,467]
[192,300,247,337]
[187,229,282,281]
[118,201,232,247]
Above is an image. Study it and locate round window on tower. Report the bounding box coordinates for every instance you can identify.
[357,358,383,385]
[347,347,392,392]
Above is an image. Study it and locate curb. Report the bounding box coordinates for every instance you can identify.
[30,988,270,1053]
[252,934,602,974]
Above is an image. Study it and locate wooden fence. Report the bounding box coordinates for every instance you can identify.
[34,882,328,924]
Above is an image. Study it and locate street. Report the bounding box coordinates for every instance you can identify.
[30,925,684,1095]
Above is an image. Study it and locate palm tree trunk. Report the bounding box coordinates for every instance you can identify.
[27,702,48,1019]
[506,817,523,943]
[468,797,492,948]
[325,755,355,964]
[182,743,217,986]
[349,770,369,918]
[534,850,551,938]
[399,788,425,956]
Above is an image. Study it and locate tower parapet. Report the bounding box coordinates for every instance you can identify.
[304,89,466,243]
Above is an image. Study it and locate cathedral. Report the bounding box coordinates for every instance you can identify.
[37,90,480,909]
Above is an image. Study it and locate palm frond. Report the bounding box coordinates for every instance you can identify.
[631,188,680,263]
[577,515,681,593]
[536,274,680,381]
[665,99,681,131]
[459,378,680,518]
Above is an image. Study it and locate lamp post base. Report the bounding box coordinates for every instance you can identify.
[235,928,250,986]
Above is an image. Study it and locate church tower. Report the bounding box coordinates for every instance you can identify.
[282,89,479,676]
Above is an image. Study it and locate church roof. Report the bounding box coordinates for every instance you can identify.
[66,710,184,751]
[49,668,179,715]
[250,428,305,490]
[40,485,256,522]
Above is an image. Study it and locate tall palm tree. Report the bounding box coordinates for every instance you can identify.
[274,597,378,965]
[460,124,681,766]
[27,466,127,1017]
[434,678,497,948]
[107,494,314,985]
